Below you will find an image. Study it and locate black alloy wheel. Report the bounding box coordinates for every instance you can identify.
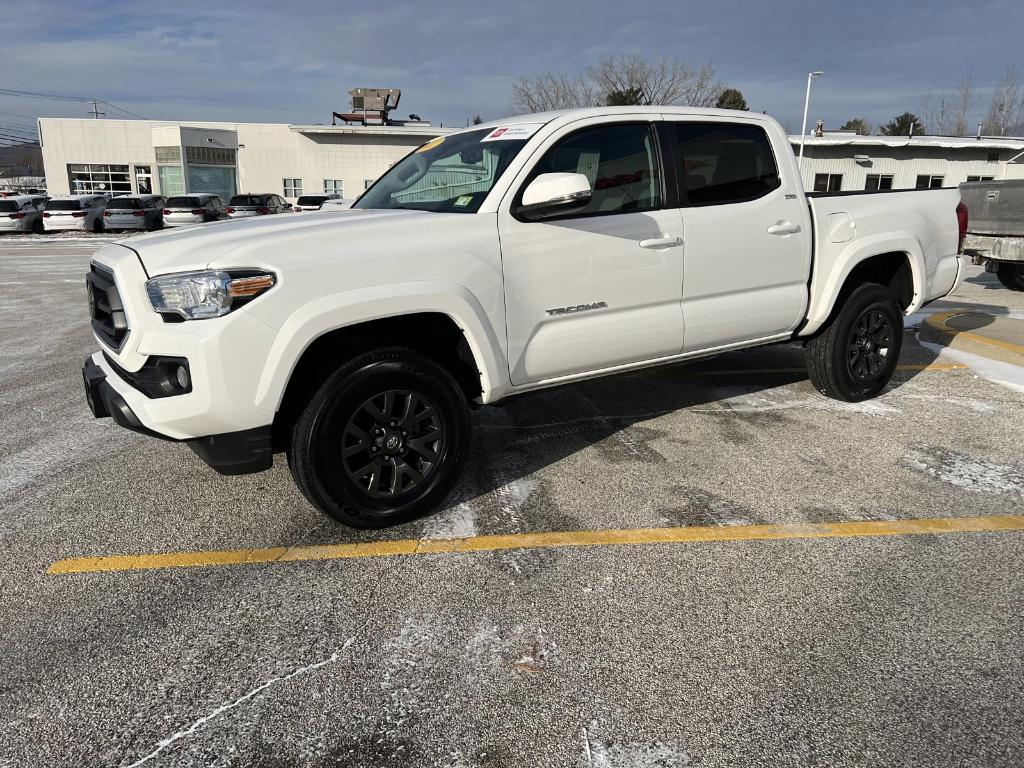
[806,282,903,401]
[289,348,470,528]
[341,390,444,498]
[846,308,894,382]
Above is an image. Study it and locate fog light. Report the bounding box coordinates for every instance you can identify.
[175,365,190,390]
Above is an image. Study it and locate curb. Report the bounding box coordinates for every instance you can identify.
[919,311,1024,366]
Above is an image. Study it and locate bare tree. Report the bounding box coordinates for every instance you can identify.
[589,55,724,107]
[953,72,975,137]
[983,65,1022,136]
[510,73,603,113]
[510,55,725,113]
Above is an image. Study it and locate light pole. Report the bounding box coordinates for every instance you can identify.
[798,71,824,171]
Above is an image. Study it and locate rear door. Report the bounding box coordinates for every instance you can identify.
[662,119,812,351]
[498,117,686,385]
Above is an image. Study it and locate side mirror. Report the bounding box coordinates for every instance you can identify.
[518,173,592,219]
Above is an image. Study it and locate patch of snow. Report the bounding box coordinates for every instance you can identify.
[918,337,1024,394]
[420,501,477,540]
[903,446,1024,496]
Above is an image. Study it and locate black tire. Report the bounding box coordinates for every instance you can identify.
[996,262,1024,291]
[289,348,470,528]
[806,283,903,401]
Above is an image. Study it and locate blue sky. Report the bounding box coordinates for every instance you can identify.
[4,0,1023,134]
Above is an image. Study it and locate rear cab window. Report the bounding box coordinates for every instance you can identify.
[297,196,328,207]
[0,201,19,212]
[670,122,780,206]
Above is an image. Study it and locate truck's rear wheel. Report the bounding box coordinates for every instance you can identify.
[996,263,1024,291]
[289,348,470,528]
[805,283,903,401]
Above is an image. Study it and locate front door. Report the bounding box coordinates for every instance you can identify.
[664,119,812,352]
[498,118,686,385]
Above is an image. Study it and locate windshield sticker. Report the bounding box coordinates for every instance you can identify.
[481,123,544,142]
[416,136,446,153]
[453,195,473,207]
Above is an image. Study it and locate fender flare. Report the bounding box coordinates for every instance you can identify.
[253,280,508,411]
[803,233,927,336]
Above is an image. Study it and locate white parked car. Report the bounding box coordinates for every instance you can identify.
[43,194,109,232]
[292,194,341,212]
[225,193,290,218]
[82,107,967,528]
[0,195,48,234]
[103,194,166,231]
[162,194,227,227]
[318,198,355,210]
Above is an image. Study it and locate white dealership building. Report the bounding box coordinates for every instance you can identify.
[791,132,1024,192]
[37,117,453,202]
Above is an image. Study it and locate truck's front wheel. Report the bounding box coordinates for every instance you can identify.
[289,348,470,528]
[996,263,1024,291]
[806,283,903,402]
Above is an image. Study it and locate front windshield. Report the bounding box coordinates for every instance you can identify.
[354,127,534,213]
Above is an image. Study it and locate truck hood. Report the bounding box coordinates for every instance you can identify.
[124,208,433,275]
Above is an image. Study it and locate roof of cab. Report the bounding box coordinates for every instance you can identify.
[465,106,778,134]
[49,193,109,200]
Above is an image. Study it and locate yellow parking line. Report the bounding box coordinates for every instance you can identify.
[47,514,1024,576]
[925,311,1024,357]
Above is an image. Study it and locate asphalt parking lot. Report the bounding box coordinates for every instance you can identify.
[2,234,1023,767]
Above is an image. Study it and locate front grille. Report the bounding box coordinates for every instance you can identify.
[86,263,129,350]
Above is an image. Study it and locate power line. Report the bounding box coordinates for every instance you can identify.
[0,123,38,137]
[0,88,146,119]
[0,87,89,102]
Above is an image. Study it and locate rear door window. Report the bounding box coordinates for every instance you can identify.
[671,122,781,206]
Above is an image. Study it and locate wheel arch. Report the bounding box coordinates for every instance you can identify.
[803,237,925,336]
[255,283,506,447]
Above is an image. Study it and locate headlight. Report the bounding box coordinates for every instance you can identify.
[146,270,276,320]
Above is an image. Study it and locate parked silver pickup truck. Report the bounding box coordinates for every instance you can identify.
[960,179,1024,290]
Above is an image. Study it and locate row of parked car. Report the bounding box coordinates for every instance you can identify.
[0,191,354,235]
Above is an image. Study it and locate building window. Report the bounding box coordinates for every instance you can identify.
[966,175,995,182]
[915,175,944,189]
[67,164,132,196]
[864,174,894,191]
[324,179,344,195]
[283,178,302,197]
[158,165,185,196]
[987,152,1000,163]
[154,146,182,164]
[364,179,376,190]
[185,146,237,166]
[813,173,842,192]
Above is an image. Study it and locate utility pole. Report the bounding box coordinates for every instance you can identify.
[89,100,105,119]
[798,71,824,171]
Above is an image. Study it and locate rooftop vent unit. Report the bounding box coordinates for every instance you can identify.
[333,88,402,126]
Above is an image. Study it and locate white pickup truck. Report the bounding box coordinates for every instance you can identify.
[82,107,968,528]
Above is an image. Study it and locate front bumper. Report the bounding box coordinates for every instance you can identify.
[82,357,273,474]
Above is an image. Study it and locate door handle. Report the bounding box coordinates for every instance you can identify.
[639,235,683,249]
[767,221,801,236]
